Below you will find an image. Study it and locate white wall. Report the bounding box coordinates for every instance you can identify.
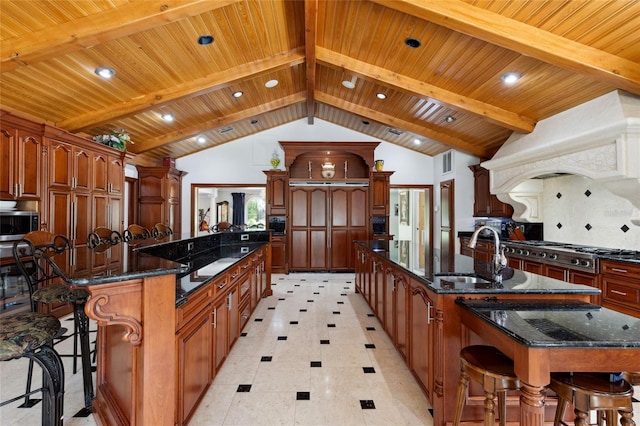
[176,118,437,235]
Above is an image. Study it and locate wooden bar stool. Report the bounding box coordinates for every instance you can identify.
[550,372,635,425]
[454,345,521,426]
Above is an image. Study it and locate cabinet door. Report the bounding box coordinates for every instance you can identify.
[383,268,395,338]
[212,297,229,373]
[93,154,108,192]
[544,264,567,281]
[108,156,124,194]
[271,235,286,273]
[374,260,385,318]
[48,190,72,238]
[522,259,543,275]
[0,124,16,198]
[370,172,390,215]
[177,307,212,425]
[411,285,433,396]
[48,140,73,189]
[227,286,239,350]
[15,130,42,200]
[269,173,287,215]
[73,192,91,247]
[395,273,409,360]
[73,148,92,192]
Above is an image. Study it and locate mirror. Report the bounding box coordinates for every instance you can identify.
[192,184,266,236]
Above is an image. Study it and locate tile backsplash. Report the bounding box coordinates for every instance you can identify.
[542,175,639,250]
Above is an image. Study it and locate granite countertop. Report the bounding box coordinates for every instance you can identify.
[355,240,600,296]
[456,298,640,348]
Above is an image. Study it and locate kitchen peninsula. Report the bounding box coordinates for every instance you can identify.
[47,230,272,426]
[354,240,608,425]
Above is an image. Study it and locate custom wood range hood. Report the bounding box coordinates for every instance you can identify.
[482,90,640,225]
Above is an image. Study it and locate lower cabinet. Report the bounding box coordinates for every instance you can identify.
[409,280,434,398]
[600,259,640,318]
[175,248,269,426]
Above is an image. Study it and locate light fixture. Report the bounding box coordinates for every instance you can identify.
[413,138,421,145]
[95,66,115,79]
[161,112,175,122]
[265,79,278,88]
[250,119,259,125]
[232,91,244,98]
[444,115,456,123]
[197,136,206,144]
[321,162,336,179]
[501,72,521,85]
[376,92,387,100]
[362,120,370,125]
[197,35,214,45]
[405,38,421,48]
[342,75,357,89]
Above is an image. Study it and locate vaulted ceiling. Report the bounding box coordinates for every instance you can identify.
[1,0,639,166]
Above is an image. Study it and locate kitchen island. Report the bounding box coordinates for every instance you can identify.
[47,230,272,426]
[457,298,640,425]
[354,240,601,425]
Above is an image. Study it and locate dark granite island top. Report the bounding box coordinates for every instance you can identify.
[456,298,640,425]
[355,240,600,297]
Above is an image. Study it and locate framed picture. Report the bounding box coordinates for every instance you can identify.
[399,190,409,226]
[399,241,409,267]
[217,201,229,223]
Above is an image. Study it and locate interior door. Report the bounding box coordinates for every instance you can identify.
[440,180,455,271]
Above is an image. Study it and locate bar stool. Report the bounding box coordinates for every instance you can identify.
[124,224,150,243]
[0,311,65,426]
[550,372,635,425]
[454,345,521,426]
[13,231,94,414]
[151,223,172,238]
[87,226,122,249]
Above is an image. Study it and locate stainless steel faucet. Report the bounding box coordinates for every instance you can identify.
[468,225,507,282]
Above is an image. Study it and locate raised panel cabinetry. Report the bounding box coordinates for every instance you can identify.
[137,166,185,232]
[600,260,640,318]
[264,170,288,216]
[0,114,43,200]
[370,171,392,216]
[469,165,513,217]
[410,280,434,398]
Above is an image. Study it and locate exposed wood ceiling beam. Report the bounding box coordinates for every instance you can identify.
[317,46,535,133]
[59,50,305,132]
[136,92,306,153]
[1,0,239,72]
[304,0,318,124]
[316,92,490,158]
[373,0,640,95]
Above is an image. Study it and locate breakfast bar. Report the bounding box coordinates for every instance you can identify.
[46,230,272,426]
[457,299,640,424]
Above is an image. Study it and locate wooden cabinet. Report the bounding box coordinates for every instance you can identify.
[137,166,186,233]
[176,282,213,426]
[289,186,368,271]
[0,115,43,200]
[410,279,434,398]
[370,171,393,216]
[600,260,640,318]
[394,271,410,361]
[264,170,288,216]
[270,235,287,274]
[469,165,513,217]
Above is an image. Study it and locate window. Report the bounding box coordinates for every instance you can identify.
[442,150,453,174]
[245,196,266,229]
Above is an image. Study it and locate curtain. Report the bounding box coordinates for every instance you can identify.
[231,192,245,226]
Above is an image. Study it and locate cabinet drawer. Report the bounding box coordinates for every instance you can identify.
[601,260,640,278]
[212,273,231,298]
[239,277,251,301]
[601,277,640,306]
[239,299,251,331]
[176,283,212,330]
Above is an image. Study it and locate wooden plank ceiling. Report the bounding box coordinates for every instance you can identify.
[1,0,639,166]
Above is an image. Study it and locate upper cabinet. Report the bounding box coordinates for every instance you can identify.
[136,166,186,232]
[469,165,513,218]
[370,171,393,216]
[0,114,43,200]
[264,170,288,216]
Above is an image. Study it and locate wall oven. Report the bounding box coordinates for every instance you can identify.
[0,211,39,242]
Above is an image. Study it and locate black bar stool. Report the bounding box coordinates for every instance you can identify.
[454,345,521,426]
[0,311,65,426]
[13,231,94,414]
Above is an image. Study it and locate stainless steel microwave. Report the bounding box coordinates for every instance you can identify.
[0,211,39,242]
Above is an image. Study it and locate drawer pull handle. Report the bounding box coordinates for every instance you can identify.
[611,289,627,296]
[611,268,628,273]
[218,282,226,289]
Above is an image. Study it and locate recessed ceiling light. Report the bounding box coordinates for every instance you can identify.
[265,79,278,88]
[376,93,387,100]
[250,119,259,124]
[95,66,115,79]
[197,35,214,45]
[414,138,421,145]
[232,91,244,98]
[161,112,175,122]
[362,120,370,125]
[501,72,521,85]
[405,38,421,48]
[197,136,206,144]
[444,115,456,123]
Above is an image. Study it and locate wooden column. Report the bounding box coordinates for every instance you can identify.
[82,274,176,426]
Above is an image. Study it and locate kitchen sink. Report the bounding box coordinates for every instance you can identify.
[434,274,492,284]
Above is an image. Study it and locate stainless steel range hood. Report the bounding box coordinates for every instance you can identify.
[482,90,640,225]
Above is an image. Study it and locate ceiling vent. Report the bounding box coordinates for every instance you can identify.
[386,128,403,136]
[218,127,234,134]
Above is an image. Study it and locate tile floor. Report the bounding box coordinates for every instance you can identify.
[0,273,434,425]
